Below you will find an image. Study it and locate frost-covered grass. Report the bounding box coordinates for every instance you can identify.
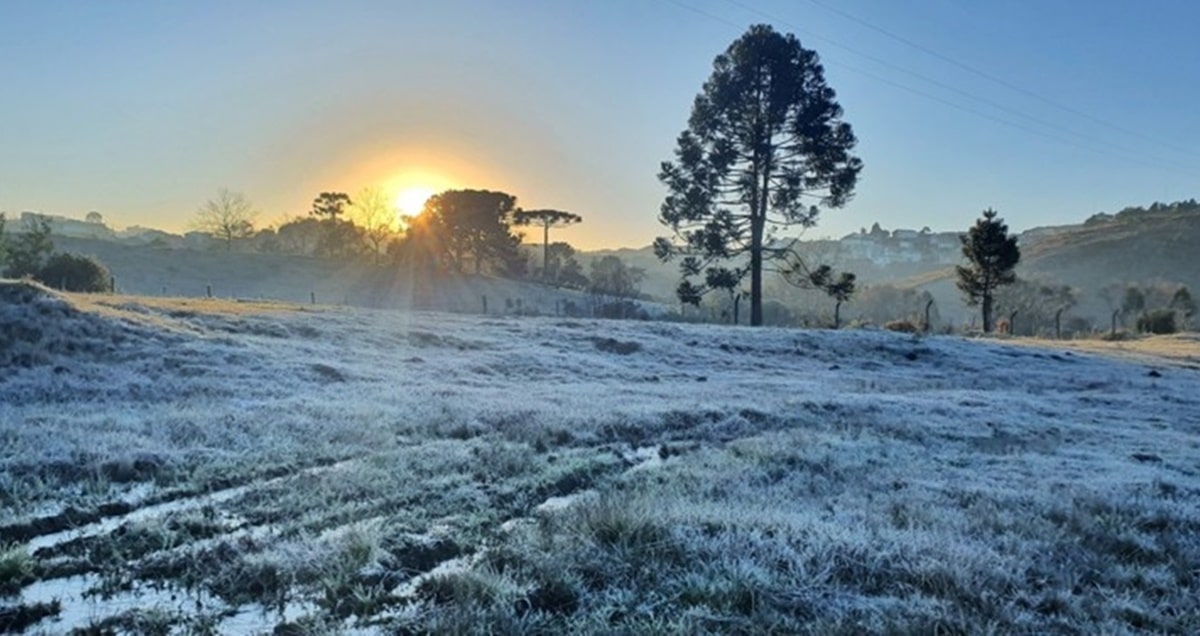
[1,280,1198,634]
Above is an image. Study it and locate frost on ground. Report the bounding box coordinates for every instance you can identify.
[1,280,1198,634]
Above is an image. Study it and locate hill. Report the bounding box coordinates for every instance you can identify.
[1,283,1197,632]
[15,200,1200,330]
[896,208,1200,327]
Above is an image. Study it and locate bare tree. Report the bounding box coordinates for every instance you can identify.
[353,187,397,264]
[194,188,258,251]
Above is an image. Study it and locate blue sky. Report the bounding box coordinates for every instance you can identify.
[2,0,1198,249]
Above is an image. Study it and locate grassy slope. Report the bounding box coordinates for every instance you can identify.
[52,237,599,316]
[1,282,1198,634]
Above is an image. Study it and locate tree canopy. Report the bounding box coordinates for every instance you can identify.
[513,209,582,282]
[408,189,526,276]
[542,242,588,289]
[956,208,1020,333]
[807,265,856,329]
[310,192,358,258]
[3,214,53,278]
[588,255,644,301]
[656,24,862,326]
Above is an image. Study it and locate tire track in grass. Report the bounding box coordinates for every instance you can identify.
[14,428,687,632]
[1,456,360,551]
[5,458,366,633]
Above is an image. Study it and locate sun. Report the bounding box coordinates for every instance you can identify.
[395,187,436,217]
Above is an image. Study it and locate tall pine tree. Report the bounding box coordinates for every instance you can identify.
[656,25,861,326]
[956,208,1020,333]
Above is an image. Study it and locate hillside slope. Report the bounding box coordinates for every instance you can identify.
[896,211,1200,326]
[52,237,597,316]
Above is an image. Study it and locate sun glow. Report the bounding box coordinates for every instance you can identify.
[395,187,437,217]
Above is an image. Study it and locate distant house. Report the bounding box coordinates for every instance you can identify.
[19,211,116,240]
[834,224,963,265]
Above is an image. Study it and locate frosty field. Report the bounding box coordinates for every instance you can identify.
[1,281,1198,634]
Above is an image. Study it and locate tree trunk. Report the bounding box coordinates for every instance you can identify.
[834,301,841,329]
[750,177,767,327]
[982,294,993,333]
[750,235,763,326]
[542,223,550,281]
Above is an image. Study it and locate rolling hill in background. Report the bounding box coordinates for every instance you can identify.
[18,201,1200,329]
[901,208,1200,327]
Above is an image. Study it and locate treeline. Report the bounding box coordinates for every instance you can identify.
[192,187,652,311]
[1085,198,1200,225]
[196,188,574,276]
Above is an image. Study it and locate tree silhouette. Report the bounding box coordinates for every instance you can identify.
[808,265,856,329]
[542,242,588,289]
[656,24,862,326]
[956,208,1020,333]
[275,216,324,256]
[310,192,355,258]
[3,214,54,278]
[513,209,582,281]
[589,255,644,318]
[194,188,257,251]
[311,192,352,222]
[1171,286,1196,329]
[409,189,525,276]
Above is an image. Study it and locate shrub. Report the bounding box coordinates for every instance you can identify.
[0,544,37,594]
[1136,309,1177,335]
[37,253,113,293]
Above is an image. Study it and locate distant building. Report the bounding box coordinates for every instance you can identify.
[833,224,962,265]
[19,211,115,239]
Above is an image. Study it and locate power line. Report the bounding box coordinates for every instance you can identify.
[662,0,1198,177]
[823,57,1198,178]
[800,0,1200,161]
[720,0,1198,174]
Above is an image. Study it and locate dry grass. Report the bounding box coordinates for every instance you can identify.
[1012,332,1200,368]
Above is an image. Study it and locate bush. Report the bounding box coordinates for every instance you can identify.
[37,253,113,293]
[1136,309,1177,335]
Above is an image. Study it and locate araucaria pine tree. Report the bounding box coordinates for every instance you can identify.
[956,208,1020,333]
[656,24,862,326]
